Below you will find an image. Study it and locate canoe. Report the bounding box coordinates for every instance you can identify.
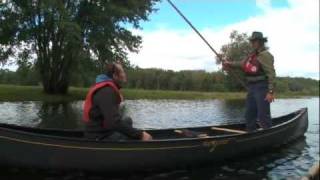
[0,108,308,172]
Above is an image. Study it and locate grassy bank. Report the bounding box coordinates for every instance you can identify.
[0,84,317,102]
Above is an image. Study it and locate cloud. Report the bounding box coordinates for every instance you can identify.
[128,0,319,79]
[128,29,223,71]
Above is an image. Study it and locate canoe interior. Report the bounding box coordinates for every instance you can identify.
[0,109,302,140]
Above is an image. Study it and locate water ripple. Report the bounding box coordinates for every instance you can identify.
[0,98,318,179]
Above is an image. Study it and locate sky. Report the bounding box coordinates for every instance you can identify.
[128,0,319,79]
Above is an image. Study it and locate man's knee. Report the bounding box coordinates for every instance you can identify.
[121,116,133,127]
[107,132,129,141]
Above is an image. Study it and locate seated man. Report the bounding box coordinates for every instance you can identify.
[83,62,152,141]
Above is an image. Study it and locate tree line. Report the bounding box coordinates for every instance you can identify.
[0,65,318,94]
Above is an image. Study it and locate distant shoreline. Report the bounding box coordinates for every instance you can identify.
[0,84,318,102]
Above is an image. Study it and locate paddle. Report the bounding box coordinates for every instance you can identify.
[166,0,247,90]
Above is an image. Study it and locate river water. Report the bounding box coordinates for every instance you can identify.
[0,98,319,179]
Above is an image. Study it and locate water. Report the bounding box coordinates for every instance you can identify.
[0,98,318,179]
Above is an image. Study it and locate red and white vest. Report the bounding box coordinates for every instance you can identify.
[242,53,263,76]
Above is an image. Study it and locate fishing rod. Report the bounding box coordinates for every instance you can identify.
[166,0,247,89]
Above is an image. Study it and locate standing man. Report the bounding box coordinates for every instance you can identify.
[223,31,276,132]
[83,62,153,141]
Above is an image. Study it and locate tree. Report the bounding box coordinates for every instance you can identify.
[0,0,159,94]
[216,30,252,91]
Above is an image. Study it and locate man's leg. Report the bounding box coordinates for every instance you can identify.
[256,84,272,129]
[245,88,258,132]
[121,116,133,127]
[102,117,134,141]
[107,132,129,141]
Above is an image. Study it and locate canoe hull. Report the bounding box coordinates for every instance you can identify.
[0,108,308,172]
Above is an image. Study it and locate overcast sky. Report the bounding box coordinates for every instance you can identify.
[128,0,319,79]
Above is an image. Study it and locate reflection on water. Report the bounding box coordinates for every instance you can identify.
[0,98,319,179]
[37,102,83,129]
[0,101,83,129]
[125,99,246,129]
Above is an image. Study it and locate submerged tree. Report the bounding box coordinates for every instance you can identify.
[0,0,159,94]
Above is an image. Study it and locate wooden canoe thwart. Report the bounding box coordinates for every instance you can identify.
[0,108,308,172]
[211,127,247,134]
[174,129,209,138]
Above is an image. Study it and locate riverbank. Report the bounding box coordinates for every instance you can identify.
[0,84,317,102]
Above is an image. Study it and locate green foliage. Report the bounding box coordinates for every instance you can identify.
[0,84,317,102]
[0,66,318,94]
[0,69,17,84]
[15,50,39,85]
[217,30,253,91]
[0,0,159,94]
[125,67,228,92]
[218,31,252,63]
[275,77,319,95]
[0,84,245,102]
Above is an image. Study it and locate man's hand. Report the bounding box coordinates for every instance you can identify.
[265,92,275,103]
[222,60,232,70]
[141,131,153,141]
